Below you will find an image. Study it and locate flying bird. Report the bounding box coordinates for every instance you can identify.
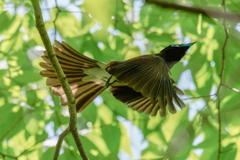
[40,41,195,117]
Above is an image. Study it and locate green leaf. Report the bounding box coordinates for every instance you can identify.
[101,121,121,153]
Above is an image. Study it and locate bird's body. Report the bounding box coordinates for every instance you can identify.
[40,41,194,117]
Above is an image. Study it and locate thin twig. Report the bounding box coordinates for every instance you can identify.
[19,137,48,157]
[222,83,240,93]
[53,0,60,40]
[120,0,132,36]
[114,0,119,28]
[53,127,70,160]
[0,111,31,142]
[216,0,229,159]
[0,152,17,159]
[30,0,89,159]
[50,92,79,159]
[183,94,215,100]
[147,0,240,22]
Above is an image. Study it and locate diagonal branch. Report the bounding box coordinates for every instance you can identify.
[30,0,88,159]
[222,83,240,93]
[147,0,240,22]
[53,127,70,160]
[0,111,31,142]
[0,152,17,159]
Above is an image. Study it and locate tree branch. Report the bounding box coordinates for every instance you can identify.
[0,152,17,159]
[222,83,240,93]
[0,111,31,142]
[53,127,70,160]
[183,94,215,100]
[147,0,240,22]
[30,0,88,159]
[216,0,229,159]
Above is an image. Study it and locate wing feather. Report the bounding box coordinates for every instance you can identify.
[141,72,160,103]
[132,69,156,93]
[127,68,152,88]
[108,55,185,116]
[150,103,159,116]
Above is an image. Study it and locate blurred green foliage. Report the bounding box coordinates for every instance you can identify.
[0,0,240,159]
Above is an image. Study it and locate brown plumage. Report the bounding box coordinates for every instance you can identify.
[40,41,194,117]
[107,55,185,117]
[40,41,105,112]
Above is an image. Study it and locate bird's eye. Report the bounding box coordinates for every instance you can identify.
[171,44,180,47]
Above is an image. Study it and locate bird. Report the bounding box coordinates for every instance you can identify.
[39,41,195,117]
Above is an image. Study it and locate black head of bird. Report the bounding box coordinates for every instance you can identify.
[40,41,195,117]
[158,42,195,69]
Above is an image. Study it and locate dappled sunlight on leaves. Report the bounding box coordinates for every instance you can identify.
[0,0,240,159]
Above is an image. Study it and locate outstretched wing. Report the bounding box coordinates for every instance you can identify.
[107,55,185,116]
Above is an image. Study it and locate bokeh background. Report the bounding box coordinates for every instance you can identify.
[0,0,240,159]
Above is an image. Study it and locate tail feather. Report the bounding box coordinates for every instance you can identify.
[51,84,79,96]
[40,40,105,112]
[76,85,105,112]
[45,77,84,87]
[55,41,98,67]
[39,62,54,71]
[60,82,105,112]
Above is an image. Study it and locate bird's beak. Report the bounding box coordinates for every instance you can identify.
[182,42,196,47]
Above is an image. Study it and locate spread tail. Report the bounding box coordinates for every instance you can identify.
[40,40,106,112]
